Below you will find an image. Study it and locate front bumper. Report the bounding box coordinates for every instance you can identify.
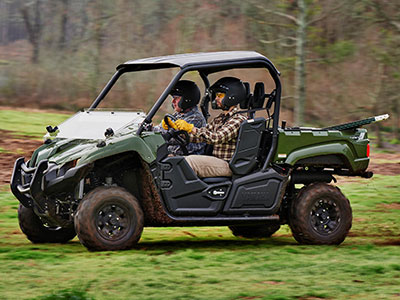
[10,157,92,209]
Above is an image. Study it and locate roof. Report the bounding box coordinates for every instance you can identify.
[117,51,279,74]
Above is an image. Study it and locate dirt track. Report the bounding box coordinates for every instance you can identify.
[0,130,399,186]
[0,130,42,185]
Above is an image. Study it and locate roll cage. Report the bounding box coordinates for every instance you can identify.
[88,51,282,170]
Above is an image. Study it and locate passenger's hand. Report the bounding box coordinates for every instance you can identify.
[162,117,177,130]
[175,119,194,133]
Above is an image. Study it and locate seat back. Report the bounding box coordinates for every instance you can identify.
[240,82,252,109]
[229,118,266,175]
[252,82,267,109]
[248,82,267,118]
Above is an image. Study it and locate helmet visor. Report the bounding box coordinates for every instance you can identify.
[215,92,226,99]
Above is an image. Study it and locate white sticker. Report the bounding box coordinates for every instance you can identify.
[278,154,287,158]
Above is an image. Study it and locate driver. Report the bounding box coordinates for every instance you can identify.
[160,80,206,155]
[170,77,247,178]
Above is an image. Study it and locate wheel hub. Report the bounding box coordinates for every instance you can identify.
[310,199,340,235]
[96,204,130,240]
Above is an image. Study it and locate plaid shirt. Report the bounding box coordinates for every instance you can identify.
[190,108,247,161]
[164,106,206,156]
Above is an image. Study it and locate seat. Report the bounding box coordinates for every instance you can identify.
[198,119,266,181]
[240,82,252,109]
[229,118,266,175]
[190,83,268,181]
[252,82,267,108]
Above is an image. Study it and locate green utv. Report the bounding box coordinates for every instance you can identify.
[10,51,388,251]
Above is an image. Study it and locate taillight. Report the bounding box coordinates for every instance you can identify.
[367,144,370,157]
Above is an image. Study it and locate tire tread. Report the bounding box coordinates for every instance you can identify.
[74,186,144,251]
[289,183,352,245]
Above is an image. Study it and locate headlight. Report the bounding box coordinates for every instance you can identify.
[58,159,79,176]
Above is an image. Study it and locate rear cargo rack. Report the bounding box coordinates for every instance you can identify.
[323,114,389,131]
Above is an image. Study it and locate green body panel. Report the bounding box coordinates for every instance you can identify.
[29,132,165,167]
[274,128,369,173]
[28,143,54,167]
[30,139,97,167]
[77,132,165,165]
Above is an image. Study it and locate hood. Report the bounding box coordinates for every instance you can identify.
[31,138,99,167]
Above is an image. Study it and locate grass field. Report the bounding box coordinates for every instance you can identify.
[0,109,70,138]
[0,109,399,300]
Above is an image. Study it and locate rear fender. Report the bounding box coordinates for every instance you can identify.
[282,142,369,172]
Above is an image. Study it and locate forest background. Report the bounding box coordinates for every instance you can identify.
[0,2,400,299]
[0,0,399,143]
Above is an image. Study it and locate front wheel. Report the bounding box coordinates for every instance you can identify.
[74,186,144,251]
[18,204,76,243]
[289,183,352,245]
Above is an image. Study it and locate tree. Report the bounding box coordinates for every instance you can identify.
[20,0,43,63]
[251,0,346,125]
[367,0,400,143]
[58,0,69,51]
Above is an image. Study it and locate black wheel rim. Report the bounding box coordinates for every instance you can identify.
[310,198,340,235]
[96,203,132,241]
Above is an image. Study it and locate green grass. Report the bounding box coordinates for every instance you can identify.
[0,175,399,300]
[0,109,399,299]
[0,110,70,138]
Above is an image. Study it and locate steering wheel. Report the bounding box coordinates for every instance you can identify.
[163,114,190,155]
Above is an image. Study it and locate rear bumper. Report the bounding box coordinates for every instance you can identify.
[10,157,92,209]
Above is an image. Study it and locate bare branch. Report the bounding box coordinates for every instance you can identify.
[371,0,400,33]
[306,58,326,63]
[252,2,299,25]
[307,2,346,26]
[260,36,298,44]
[249,18,293,28]
[280,41,297,48]
[391,21,400,32]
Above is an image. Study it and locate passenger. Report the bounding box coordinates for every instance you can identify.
[160,80,206,155]
[170,77,247,177]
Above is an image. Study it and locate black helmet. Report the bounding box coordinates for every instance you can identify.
[170,80,201,111]
[210,77,246,110]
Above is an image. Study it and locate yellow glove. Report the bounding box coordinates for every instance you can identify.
[175,119,194,133]
[161,117,177,130]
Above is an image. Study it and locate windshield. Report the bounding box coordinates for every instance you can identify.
[96,68,180,110]
[46,110,146,139]
[46,67,182,140]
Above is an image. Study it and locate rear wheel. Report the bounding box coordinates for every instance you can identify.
[289,183,352,245]
[229,223,281,238]
[74,186,144,251]
[18,204,76,243]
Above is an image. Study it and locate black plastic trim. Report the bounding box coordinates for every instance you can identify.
[44,163,93,195]
[157,214,280,226]
[223,169,288,215]
[29,160,49,212]
[10,157,33,207]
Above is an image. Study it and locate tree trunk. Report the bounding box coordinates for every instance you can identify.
[89,1,106,97]
[294,0,307,126]
[394,98,400,140]
[374,64,389,148]
[58,0,69,51]
[20,0,42,64]
[0,0,9,45]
